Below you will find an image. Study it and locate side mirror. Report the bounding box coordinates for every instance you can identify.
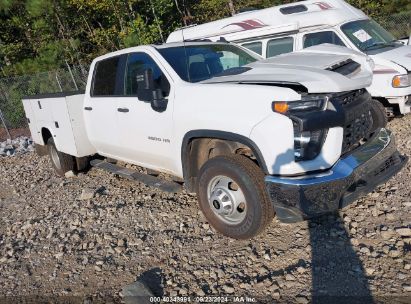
[151,89,168,113]
[136,68,155,102]
[136,68,168,112]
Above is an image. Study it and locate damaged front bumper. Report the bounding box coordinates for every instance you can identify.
[265,128,407,223]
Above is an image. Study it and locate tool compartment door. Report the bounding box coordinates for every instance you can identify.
[22,99,42,144]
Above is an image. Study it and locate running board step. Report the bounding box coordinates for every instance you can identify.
[90,159,182,193]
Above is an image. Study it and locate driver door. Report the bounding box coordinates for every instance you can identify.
[116,52,175,173]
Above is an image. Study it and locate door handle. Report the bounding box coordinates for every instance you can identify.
[84,107,93,111]
[117,108,129,113]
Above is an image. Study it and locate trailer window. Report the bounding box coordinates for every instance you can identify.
[303,31,345,48]
[341,19,399,53]
[124,53,170,97]
[92,56,122,96]
[267,37,294,57]
[242,42,263,55]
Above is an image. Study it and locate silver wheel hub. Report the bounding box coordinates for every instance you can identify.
[207,176,247,225]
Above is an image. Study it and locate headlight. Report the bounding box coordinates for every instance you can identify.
[272,95,329,114]
[392,74,411,88]
[293,125,328,162]
[272,95,330,162]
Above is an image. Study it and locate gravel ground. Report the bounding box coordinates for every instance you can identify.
[0,117,410,303]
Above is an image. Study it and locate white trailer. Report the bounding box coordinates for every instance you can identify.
[168,0,411,115]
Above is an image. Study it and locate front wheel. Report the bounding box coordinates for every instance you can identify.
[370,99,388,130]
[197,155,274,239]
[47,137,75,177]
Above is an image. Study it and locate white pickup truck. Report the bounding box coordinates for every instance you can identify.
[22,42,406,239]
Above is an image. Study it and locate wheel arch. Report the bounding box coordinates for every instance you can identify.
[181,130,268,192]
[41,127,53,145]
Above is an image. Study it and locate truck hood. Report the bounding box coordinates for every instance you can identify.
[202,46,373,93]
[372,45,411,70]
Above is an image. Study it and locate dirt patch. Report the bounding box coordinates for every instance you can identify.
[0,128,31,141]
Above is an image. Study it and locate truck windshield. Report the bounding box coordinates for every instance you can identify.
[341,20,399,53]
[158,44,258,82]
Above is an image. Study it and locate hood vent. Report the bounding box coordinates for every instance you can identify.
[327,59,361,77]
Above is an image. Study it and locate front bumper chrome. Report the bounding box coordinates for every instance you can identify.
[265,128,407,223]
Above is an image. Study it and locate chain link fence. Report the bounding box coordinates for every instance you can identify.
[378,11,411,40]
[0,12,411,141]
[0,65,88,141]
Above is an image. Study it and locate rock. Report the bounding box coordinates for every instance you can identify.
[396,228,411,237]
[366,268,375,276]
[285,274,295,281]
[122,281,154,304]
[272,291,281,299]
[360,247,370,254]
[163,239,173,245]
[79,189,95,200]
[0,257,8,263]
[222,285,235,294]
[389,250,401,258]
[296,296,309,304]
[386,213,395,221]
[94,265,102,272]
[65,171,76,178]
[403,285,411,292]
[197,290,205,297]
[381,230,395,240]
[117,239,126,247]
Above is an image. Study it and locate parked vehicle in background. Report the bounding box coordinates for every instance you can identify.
[168,0,411,116]
[22,42,405,239]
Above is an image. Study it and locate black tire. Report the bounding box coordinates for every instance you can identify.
[197,155,274,239]
[370,99,388,130]
[47,137,75,177]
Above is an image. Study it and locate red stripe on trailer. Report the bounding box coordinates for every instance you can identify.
[314,2,333,10]
[242,19,267,28]
[223,19,267,31]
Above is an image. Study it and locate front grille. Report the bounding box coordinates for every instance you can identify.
[332,90,374,155]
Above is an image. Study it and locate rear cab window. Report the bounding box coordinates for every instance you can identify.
[303,31,346,48]
[92,56,124,97]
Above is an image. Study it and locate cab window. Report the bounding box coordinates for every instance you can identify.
[242,42,263,55]
[124,53,170,97]
[267,37,294,57]
[303,31,346,48]
[92,56,122,96]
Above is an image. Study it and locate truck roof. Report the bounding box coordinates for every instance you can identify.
[91,41,232,64]
[167,0,368,43]
[154,41,231,49]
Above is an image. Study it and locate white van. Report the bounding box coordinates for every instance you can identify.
[167,0,411,115]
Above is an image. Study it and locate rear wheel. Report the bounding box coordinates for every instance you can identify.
[47,137,75,176]
[197,155,274,239]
